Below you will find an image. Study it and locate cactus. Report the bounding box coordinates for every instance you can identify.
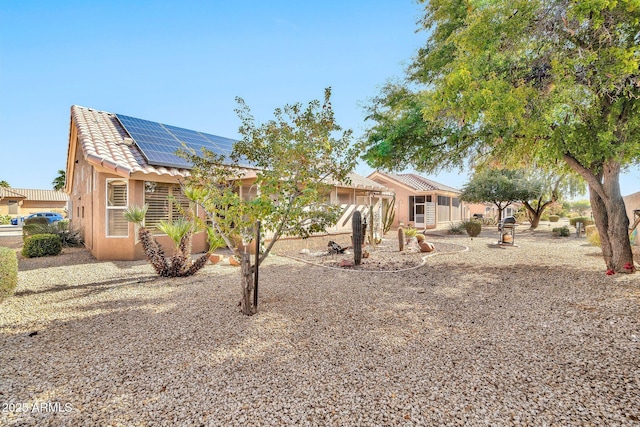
[383,197,396,234]
[352,211,363,265]
[398,227,405,251]
[352,210,363,265]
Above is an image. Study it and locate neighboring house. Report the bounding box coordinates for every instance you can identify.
[66,105,392,261]
[465,202,522,221]
[0,188,68,218]
[367,171,464,229]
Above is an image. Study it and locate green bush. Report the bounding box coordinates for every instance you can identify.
[541,213,550,221]
[0,247,18,298]
[0,214,11,225]
[404,227,418,238]
[448,222,465,235]
[548,215,560,222]
[24,220,83,247]
[552,226,570,237]
[570,216,594,227]
[22,234,62,258]
[23,217,49,239]
[462,220,482,237]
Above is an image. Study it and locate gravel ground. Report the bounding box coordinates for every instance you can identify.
[0,228,639,426]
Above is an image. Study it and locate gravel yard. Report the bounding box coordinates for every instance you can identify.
[1,228,639,426]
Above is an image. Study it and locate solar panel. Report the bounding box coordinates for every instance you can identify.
[115,114,238,169]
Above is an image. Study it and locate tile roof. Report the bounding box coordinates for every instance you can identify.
[69,105,386,192]
[0,188,68,201]
[374,171,460,193]
[71,105,190,178]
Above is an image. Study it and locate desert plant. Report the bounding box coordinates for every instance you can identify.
[447,222,465,235]
[548,215,560,222]
[382,197,396,234]
[398,227,405,251]
[124,205,209,277]
[0,246,18,298]
[23,217,49,238]
[22,234,62,258]
[352,210,363,265]
[404,227,417,238]
[462,220,482,238]
[0,214,11,225]
[552,226,570,237]
[416,234,425,243]
[23,220,83,247]
[587,228,601,247]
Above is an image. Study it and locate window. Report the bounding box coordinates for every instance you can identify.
[106,179,128,237]
[144,182,191,234]
[452,198,460,208]
[437,195,450,206]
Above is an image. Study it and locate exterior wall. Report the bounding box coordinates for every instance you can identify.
[623,191,640,246]
[0,198,66,217]
[369,174,464,230]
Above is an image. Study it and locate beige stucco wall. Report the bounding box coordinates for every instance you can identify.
[0,199,66,217]
[623,191,640,246]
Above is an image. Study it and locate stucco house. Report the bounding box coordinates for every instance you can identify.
[367,171,465,230]
[65,105,391,261]
[0,188,68,218]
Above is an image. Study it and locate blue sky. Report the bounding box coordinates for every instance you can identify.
[1,1,638,197]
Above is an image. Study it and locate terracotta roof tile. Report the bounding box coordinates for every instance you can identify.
[71,105,190,178]
[1,188,68,201]
[375,172,460,193]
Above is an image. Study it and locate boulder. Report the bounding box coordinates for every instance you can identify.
[419,241,435,253]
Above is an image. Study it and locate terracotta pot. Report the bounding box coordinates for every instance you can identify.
[229,256,241,266]
[209,254,221,264]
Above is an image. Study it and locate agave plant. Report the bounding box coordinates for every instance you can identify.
[123,205,209,277]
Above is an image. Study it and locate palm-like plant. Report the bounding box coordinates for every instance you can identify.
[123,205,209,277]
[52,170,66,191]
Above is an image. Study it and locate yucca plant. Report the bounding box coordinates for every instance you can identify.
[123,205,209,277]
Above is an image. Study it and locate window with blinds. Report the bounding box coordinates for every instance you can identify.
[106,180,128,237]
[144,182,191,234]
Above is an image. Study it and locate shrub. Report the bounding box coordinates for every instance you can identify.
[22,234,62,258]
[23,217,49,238]
[448,222,465,235]
[462,220,482,237]
[404,227,417,238]
[0,214,11,225]
[587,229,601,247]
[548,215,560,222]
[570,216,594,227]
[552,226,570,237]
[540,213,550,221]
[0,247,18,298]
[23,220,83,247]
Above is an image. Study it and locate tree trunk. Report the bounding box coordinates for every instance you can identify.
[523,199,551,230]
[589,164,634,272]
[240,253,257,315]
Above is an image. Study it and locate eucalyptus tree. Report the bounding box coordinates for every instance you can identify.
[364,0,639,272]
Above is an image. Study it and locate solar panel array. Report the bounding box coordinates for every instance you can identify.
[115,114,236,169]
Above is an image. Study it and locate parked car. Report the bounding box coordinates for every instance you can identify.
[10,216,24,225]
[25,212,64,224]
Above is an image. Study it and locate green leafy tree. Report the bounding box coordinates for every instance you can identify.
[571,200,591,216]
[460,169,538,222]
[0,180,10,188]
[52,170,66,191]
[363,0,639,272]
[182,88,358,315]
[521,168,586,229]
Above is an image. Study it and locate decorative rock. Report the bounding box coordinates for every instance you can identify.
[339,259,353,268]
[419,241,435,253]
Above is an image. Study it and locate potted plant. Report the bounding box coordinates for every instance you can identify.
[207,227,226,264]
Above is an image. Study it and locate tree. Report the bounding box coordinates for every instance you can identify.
[460,169,537,222]
[363,1,639,272]
[521,168,585,229]
[570,200,591,216]
[0,180,9,188]
[182,88,359,315]
[52,170,65,191]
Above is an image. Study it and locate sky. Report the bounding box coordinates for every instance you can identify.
[1,1,638,197]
